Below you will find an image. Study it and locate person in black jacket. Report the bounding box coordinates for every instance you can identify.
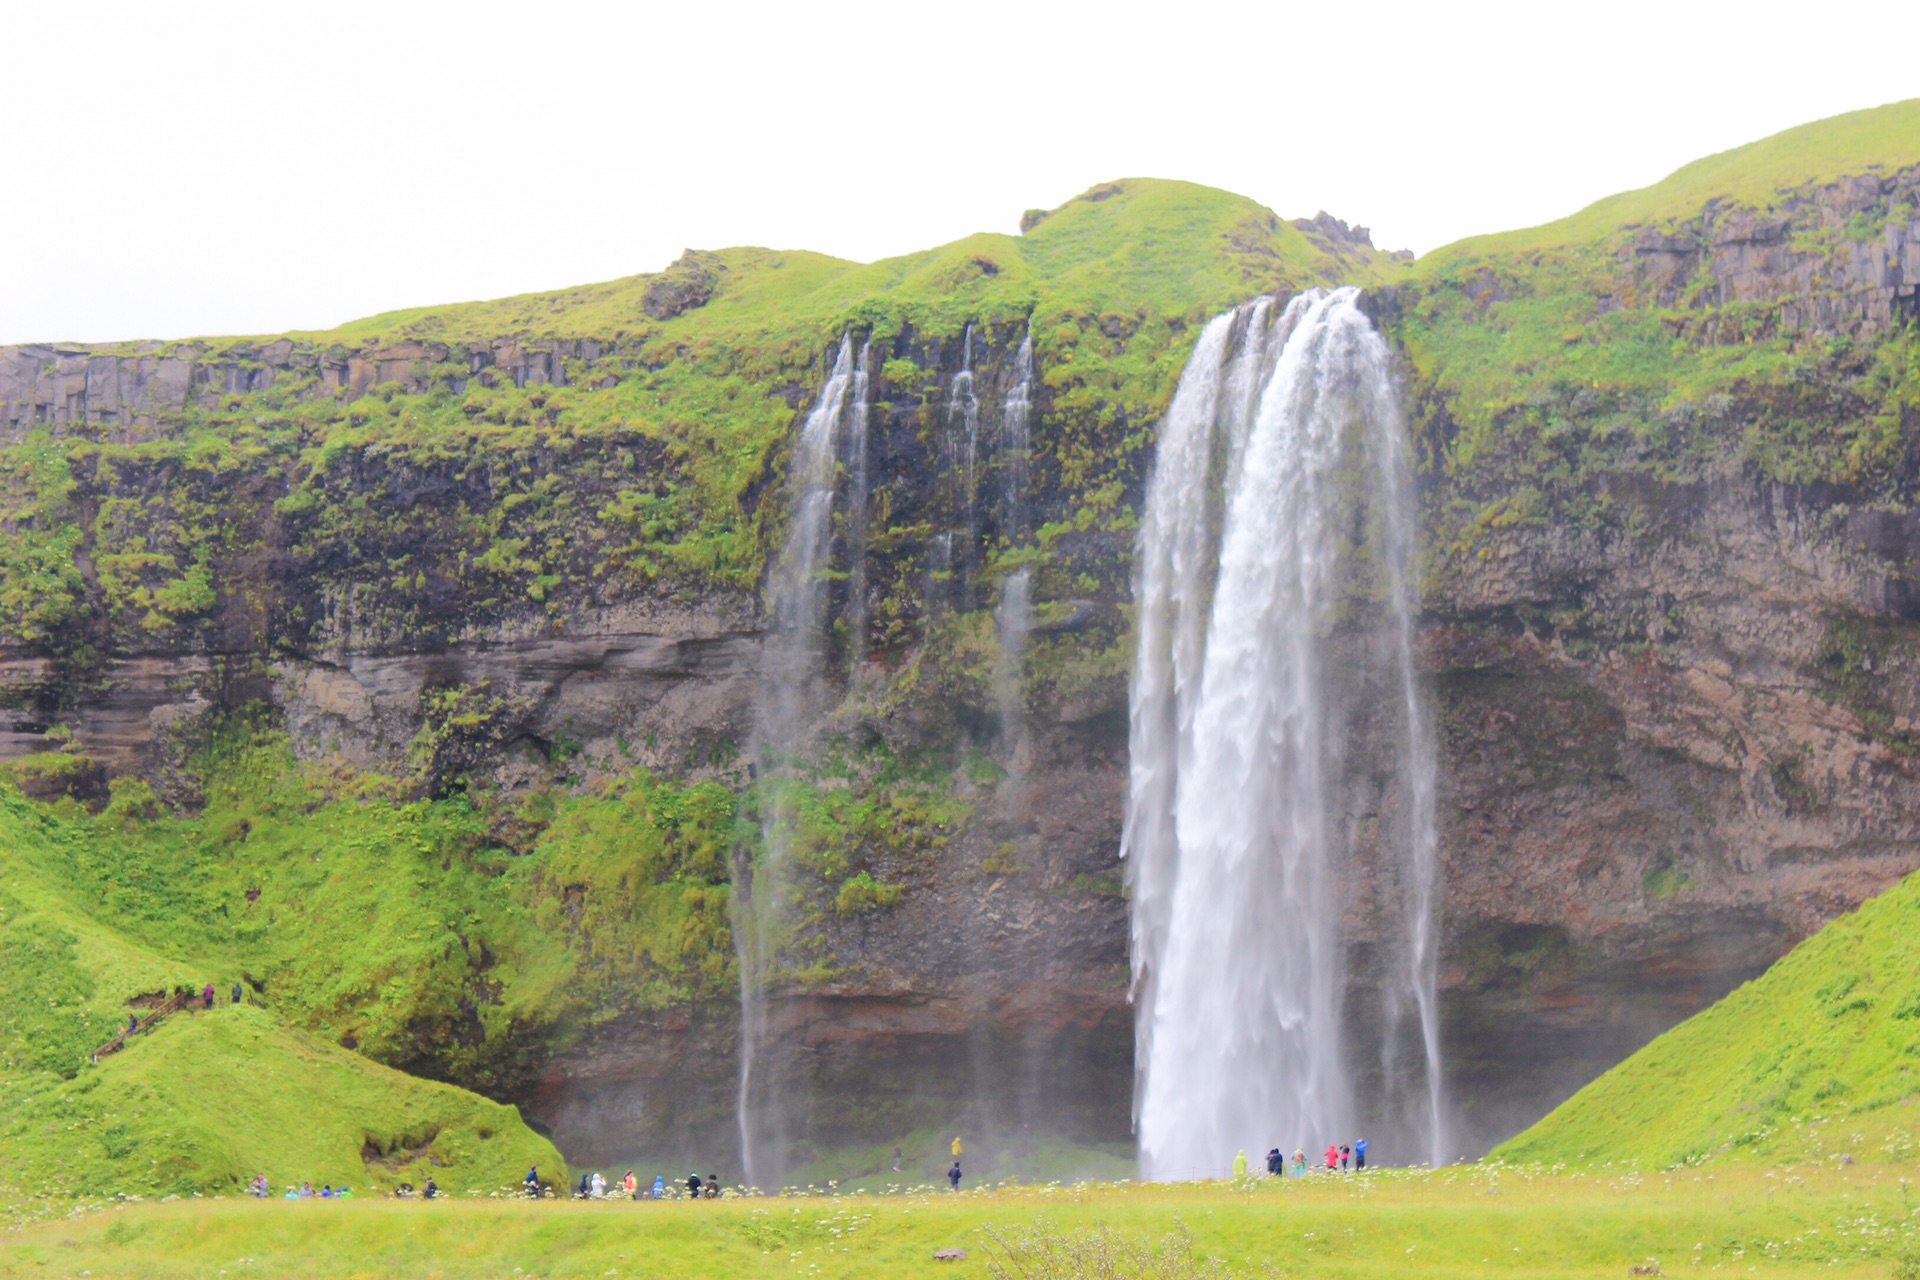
[948,1161,962,1191]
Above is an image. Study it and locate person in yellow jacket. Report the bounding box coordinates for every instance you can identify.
[1232,1149,1249,1179]
[951,1136,963,1158]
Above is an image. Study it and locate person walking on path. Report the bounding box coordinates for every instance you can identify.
[622,1171,637,1200]
[1340,1143,1351,1171]
[1232,1150,1249,1179]
[1355,1138,1368,1171]
[948,1160,963,1191]
[231,981,243,1005]
[202,983,215,1011]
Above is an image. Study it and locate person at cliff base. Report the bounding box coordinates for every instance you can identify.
[423,1176,438,1200]
[706,1175,720,1199]
[686,1172,702,1199]
[202,983,216,1011]
[577,1172,593,1199]
[1355,1138,1368,1170]
[524,1166,541,1198]
[1325,1144,1339,1172]
[231,981,243,1004]
[248,1174,268,1197]
[622,1171,637,1200]
[652,1174,666,1199]
[948,1161,963,1191]
[1232,1149,1249,1179]
[591,1171,606,1199]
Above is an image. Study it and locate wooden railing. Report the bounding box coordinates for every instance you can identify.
[90,991,191,1063]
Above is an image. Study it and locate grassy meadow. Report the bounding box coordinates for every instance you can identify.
[4,1162,1919,1279]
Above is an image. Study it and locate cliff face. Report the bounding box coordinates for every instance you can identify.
[4,121,1920,1169]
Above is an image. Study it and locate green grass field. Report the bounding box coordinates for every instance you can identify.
[3,1163,1917,1279]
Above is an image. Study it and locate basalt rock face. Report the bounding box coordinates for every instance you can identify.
[1626,165,1920,338]
[5,157,1920,1170]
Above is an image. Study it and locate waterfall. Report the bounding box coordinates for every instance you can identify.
[1123,287,1444,1180]
[993,329,1035,744]
[736,334,867,1188]
[845,340,873,680]
[943,326,981,606]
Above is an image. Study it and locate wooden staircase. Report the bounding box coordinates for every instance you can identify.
[90,990,191,1064]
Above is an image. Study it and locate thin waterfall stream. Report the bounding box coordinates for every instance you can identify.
[1123,287,1445,1180]
[735,335,868,1188]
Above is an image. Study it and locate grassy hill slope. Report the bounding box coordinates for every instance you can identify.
[1493,869,1920,1169]
[0,1006,557,1200]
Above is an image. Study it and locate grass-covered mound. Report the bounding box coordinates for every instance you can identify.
[0,1005,557,1200]
[1494,869,1920,1169]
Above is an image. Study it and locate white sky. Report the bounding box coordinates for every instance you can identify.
[4,0,1916,345]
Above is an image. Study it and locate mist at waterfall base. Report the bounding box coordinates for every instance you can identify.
[1124,288,1447,1180]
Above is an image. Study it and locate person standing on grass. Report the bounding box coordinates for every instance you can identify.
[232,981,243,1005]
[1232,1149,1249,1179]
[1293,1148,1306,1178]
[948,1161,963,1191]
[622,1171,637,1200]
[1355,1137,1368,1171]
[706,1175,720,1199]
[1325,1143,1339,1172]
[686,1172,702,1199]
[202,983,215,1010]
[1340,1142,1351,1171]
[653,1174,666,1200]
[423,1176,438,1199]
[524,1166,541,1198]
[591,1171,606,1199]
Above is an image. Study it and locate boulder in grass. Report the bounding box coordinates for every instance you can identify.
[934,1248,968,1262]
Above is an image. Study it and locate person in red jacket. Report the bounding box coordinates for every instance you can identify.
[1325,1143,1339,1172]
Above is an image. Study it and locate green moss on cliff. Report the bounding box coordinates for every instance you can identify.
[0,718,740,1096]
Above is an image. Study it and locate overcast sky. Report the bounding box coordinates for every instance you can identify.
[4,0,1916,345]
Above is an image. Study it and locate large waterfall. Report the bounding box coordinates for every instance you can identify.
[736,334,868,1188]
[1123,287,1444,1179]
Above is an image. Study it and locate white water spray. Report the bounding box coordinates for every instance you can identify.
[1124,288,1444,1180]
[736,335,867,1187]
[993,329,1036,741]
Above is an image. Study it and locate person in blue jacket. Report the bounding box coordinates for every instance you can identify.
[1354,1137,1369,1170]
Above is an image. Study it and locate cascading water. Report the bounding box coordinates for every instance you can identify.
[736,335,867,1187]
[941,327,981,609]
[844,341,873,680]
[993,329,1035,743]
[1123,287,1444,1180]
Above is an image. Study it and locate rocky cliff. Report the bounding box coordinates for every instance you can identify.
[4,106,1920,1170]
